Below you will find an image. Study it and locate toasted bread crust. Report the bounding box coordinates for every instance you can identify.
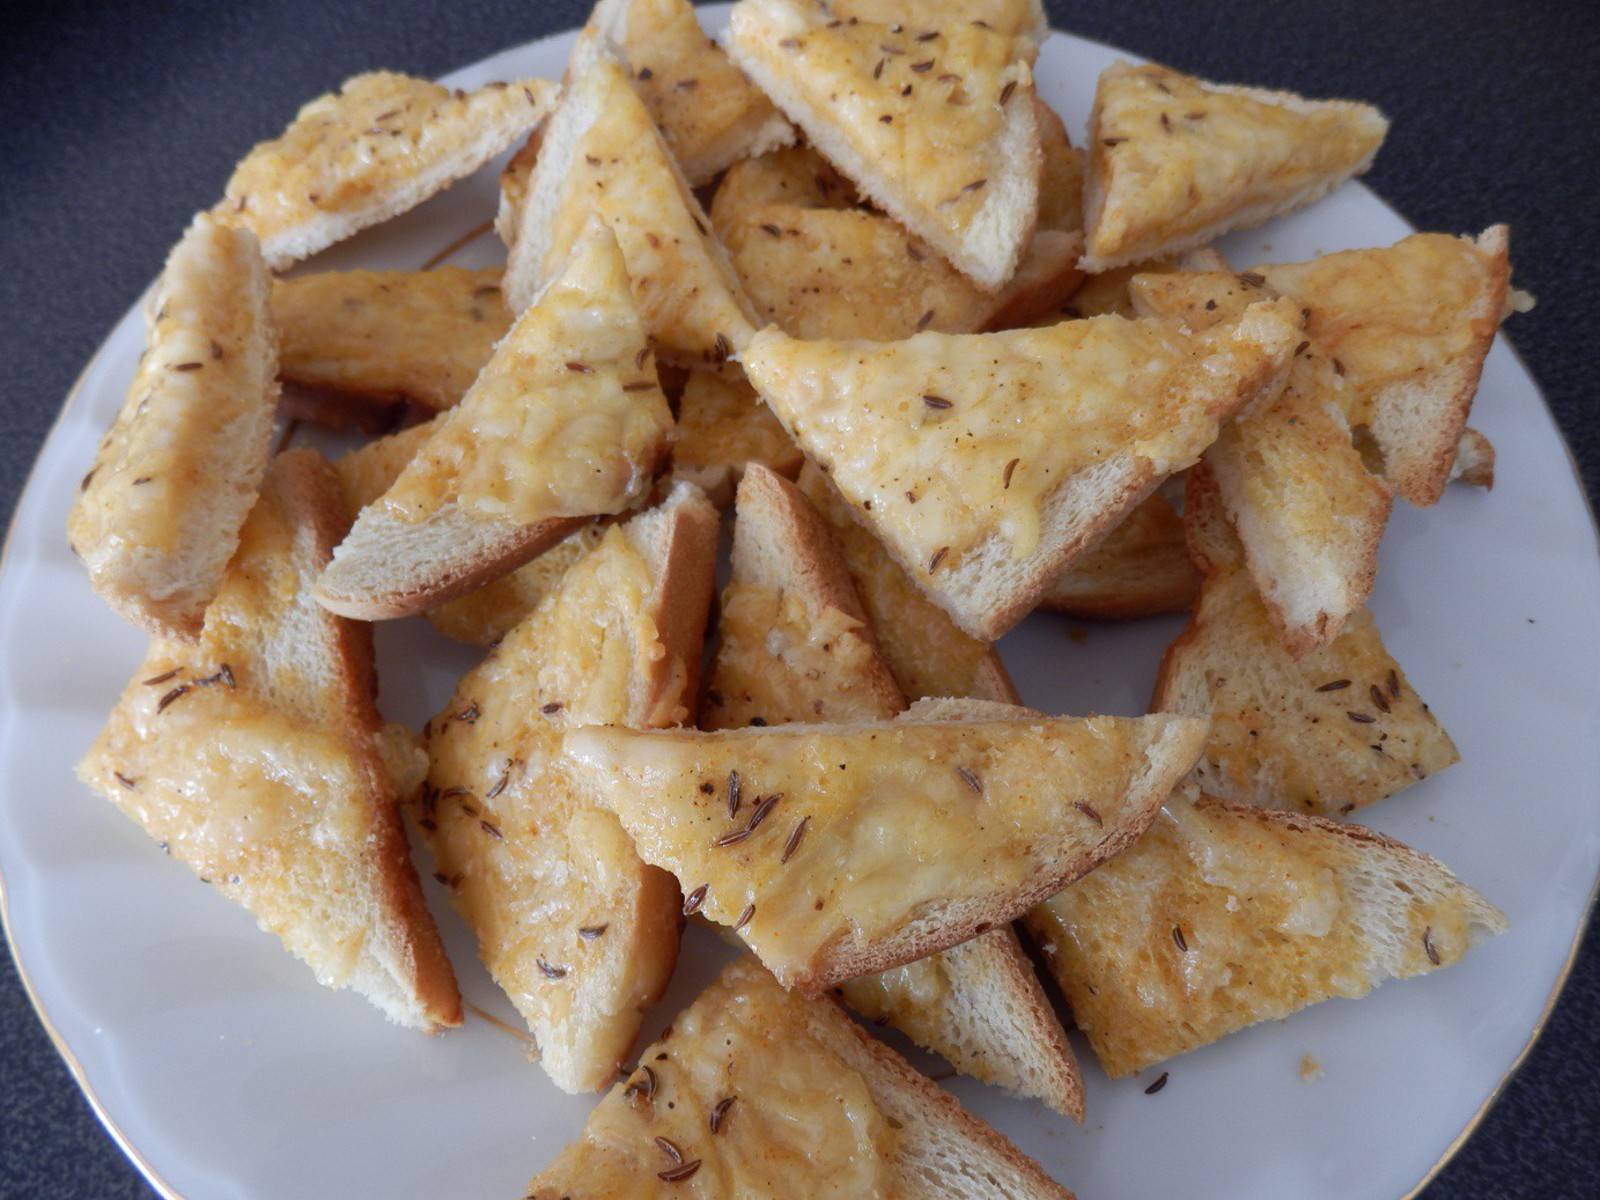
[276,449,463,1030]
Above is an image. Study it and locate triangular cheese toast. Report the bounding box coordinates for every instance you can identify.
[1039,491,1198,619]
[797,463,1018,703]
[1082,61,1388,271]
[741,299,1301,640]
[562,702,1207,990]
[419,483,718,1091]
[77,449,461,1030]
[726,0,1043,290]
[1131,268,1395,652]
[699,465,1084,1118]
[502,54,757,363]
[68,213,278,641]
[1025,787,1506,1077]
[1153,465,1458,816]
[330,421,615,645]
[273,267,510,419]
[316,218,673,619]
[701,464,905,729]
[526,957,1074,1199]
[216,72,556,270]
[571,0,795,185]
[1251,227,1513,505]
[827,0,1049,56]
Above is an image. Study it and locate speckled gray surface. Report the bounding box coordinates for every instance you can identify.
[1,2,1597,1196]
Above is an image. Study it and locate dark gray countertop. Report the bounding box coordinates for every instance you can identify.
[2,2,1597,1196]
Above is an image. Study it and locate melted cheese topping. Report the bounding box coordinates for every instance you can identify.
[1087,64,1386,266]
[564,714,1185,984]
[273,267,509,411]
[68,214,274,581]
[830,0,1046,47]
[743,303,1297,570]
[732,1,1032,249]
[1254,233,1504,427]
[529,960,896,1198]
[539,59,755,362]
[381,222,671,526]
[423,526,685,1090]
[1029,794,1479,1077]
[219,72,551,257]
[672,367,804,499]
[703,582,893,729]
[601,0,788,182]
[797,464,995,701]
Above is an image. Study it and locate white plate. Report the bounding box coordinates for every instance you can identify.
[3,9,1598,1198]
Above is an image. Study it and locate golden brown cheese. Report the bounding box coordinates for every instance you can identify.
[797,463,1000,701]
[671,367,804,506]
[380,220,671,527]
[563,711,1200,987]
[742,303,1299,570]
[1027,792,1503,1077]
[1084,63,1386,270]
[702,583,890,729]
[829,0,1047,51]
[581,0,793,184]
[528,959,897,1198]
[68,214,277,638]
[218,72,554,268]
[423,525,686,1091]
[508,58,756,363]
[273,267,510,412]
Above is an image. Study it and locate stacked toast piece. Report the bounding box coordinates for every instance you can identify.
[65,1,1530,1194]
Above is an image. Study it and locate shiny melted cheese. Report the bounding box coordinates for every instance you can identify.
[69,214,273,571]
[743,303,1297,568]
[703,581,894,730]
[797,464,994,701]
[1029,794,1477,1077]
[381,222,672,526]
[423,526,685,1091]
[528,960,896,1198]
[830,0,1046,48]
[273,267,509,411]
[218,72,551,256]
[1254,233,1505,427]
[540,59,755,362]
[731,2,1032,249]
[564,714,1181,984]
[672,367,804,496]
[1087,63,1385,266]
[603,0,788,182]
